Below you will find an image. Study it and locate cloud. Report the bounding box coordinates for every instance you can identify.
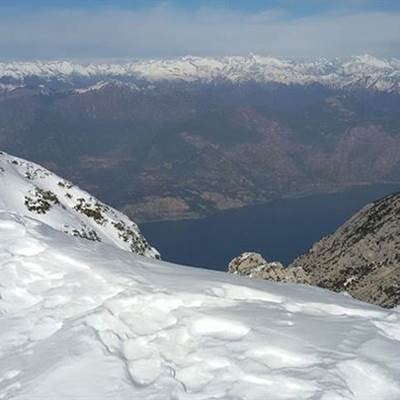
[0,5,399,60]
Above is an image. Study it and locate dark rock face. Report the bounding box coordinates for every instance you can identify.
[229,193,400,308]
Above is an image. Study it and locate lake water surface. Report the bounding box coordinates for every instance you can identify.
[141,184,400,271]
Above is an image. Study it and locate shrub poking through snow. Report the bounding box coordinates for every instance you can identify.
[74,198,106,224]
[1,151,159,258]
[24,188,60,214]
[112,220,158,257]
[71,227,101,242]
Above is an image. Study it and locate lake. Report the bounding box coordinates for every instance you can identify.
[140,184,400,271]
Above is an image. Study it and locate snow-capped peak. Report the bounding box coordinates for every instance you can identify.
[74,80,140,94]
[350,54,392,69]
[0,151,159,258]
[1,55,399,92]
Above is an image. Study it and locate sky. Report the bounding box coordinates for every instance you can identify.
[1,0,400,60]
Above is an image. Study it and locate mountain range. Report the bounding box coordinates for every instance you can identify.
[1,55,400,92]
[1,55,400,222]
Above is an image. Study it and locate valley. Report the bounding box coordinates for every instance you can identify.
[1,58,400,223]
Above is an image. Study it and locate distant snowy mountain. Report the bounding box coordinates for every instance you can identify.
[0,151,158,258]
[1,54,400,92]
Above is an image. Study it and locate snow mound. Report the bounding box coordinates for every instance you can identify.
[0,151,158,258]
[0,211,399,399]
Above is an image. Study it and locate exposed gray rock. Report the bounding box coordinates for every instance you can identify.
[228,252,268,275]
[228,252,308,283]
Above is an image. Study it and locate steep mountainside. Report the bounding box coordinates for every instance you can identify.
[229,193,400,308]
[1,209,400,399]
[289,193,400,308]
[0,151,158,258]
[1,55,400,222]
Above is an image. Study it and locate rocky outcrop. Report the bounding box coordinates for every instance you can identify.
[228,252,309,283]
[228,193,400,308]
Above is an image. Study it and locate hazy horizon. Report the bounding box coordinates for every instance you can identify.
[1,0,399,60]
[0,53,398,64]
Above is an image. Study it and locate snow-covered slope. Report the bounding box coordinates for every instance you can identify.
[0,211,400,399]
[0,151,158,258]
[1,152,400,398]
[1,55,400,92]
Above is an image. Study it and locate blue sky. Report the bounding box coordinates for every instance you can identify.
[1,0,400,60]
[4,0,400,14]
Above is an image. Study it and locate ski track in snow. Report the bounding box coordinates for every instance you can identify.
[0,211,400,399]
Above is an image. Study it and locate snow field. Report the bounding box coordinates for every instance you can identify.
[0,211,400,399]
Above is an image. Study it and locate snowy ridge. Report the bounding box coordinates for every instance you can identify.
[73,80,140,94]
[0,83,21,93]
[1,54,400,92]
[0,210,400,399]
[0,151,158,258]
